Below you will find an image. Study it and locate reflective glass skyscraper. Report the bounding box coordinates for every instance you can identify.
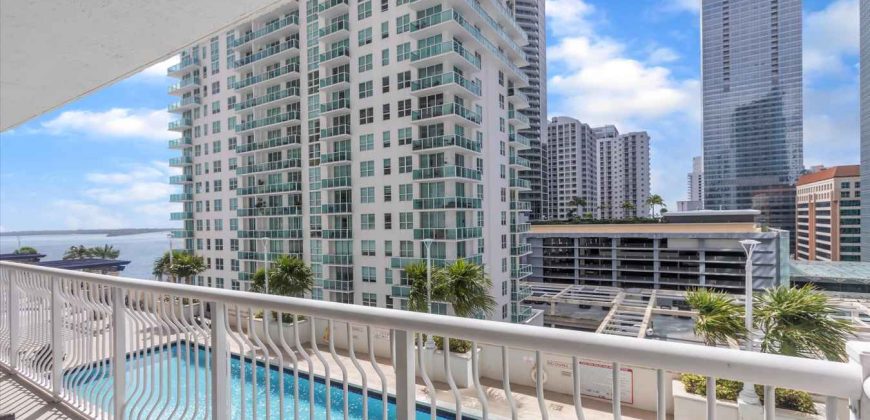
[861,0,869,261]
[701,0,803,250]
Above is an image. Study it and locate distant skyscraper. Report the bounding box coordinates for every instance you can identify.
[701,0,803,249]
[678,156,704,211]
[795,166,862,261]
[861,0,870,261]
[516,0,548,220]
[595,127,651,219]
[546,117,597,219]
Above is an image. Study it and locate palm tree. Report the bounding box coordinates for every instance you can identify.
[88,244,120,259]
[249,255,313,298]
[568,196,587,219]
[13,246,38,255]
[63,245,91,260]
[405,261,442,313]
[754,285,855,361]
[645,194,666,217]
[152,250,187,281]
[685,289,747,346]
[621,201,636,219]
[170,253,206,285]
[438,259,496,318]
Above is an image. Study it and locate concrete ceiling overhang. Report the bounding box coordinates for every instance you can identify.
[0,0,284,131]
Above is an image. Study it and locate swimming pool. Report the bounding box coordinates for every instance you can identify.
[65,342,460,419]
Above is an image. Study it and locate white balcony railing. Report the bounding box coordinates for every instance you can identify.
[0,261,865,420]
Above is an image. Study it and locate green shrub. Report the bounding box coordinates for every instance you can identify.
[681,374,817,414]
[423,335,473,353]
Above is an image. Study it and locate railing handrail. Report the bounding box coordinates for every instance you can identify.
[0,260,862,399]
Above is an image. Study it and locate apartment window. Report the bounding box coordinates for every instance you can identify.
[214,180,223,191]
[358,28,372,46]
[382,103,391,120]
[360,81,373,98]
[212,81,221,94]
[381,48,389,65]
[230,239,239,251]
[361,214,375,229]
[399,212,413,229]
[384,213,392,229]
[381,21,389,38]
[215,258,224,270]
[382,76,390,93]
[397,71,411,89]
[383,130,391,147]
[399,184,413,201]
[398,100,411,118]
[360,133,374,151]
[360,107,374,125]
[212,101,220,114]
[384,185,392,201]
[384,241,393,256]
[212,121,221,134]
[361,186,375,203]
[362,266,376,282]
[361,160,375,177]
[397,42,411,61]
[362,292,377,307]
[400,240,414,257]
[361,240,376,256]
[398,127,412,144]
[358,54,373,72]
[399,156,412,173]
[396,15,410,34]
[358,0,372,19]
[383,158,392,175]
[380,0,388,11]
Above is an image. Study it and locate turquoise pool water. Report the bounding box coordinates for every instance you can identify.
[66,343,459,419]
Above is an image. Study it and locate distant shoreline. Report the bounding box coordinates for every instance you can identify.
[0,228,174,238]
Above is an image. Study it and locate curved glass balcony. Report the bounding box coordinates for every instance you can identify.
[412,165,481,181]
[232,15,299,48]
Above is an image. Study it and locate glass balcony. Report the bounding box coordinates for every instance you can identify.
[411,103,480,125]
[510,222,531,233]
[168,77,200,94]
[412,196,482,210]
[168,118,192,131]
[509,133,531,149]
[511,243,532,256]
[321,203,353,214]
[236,182,302,196]
[170,212,193,221]
[169,193,193,202]
[511,304,533,323]
[168,136,192,149]
[167,56,200,76]
[410,41,480,70]
[413,227,483,240]
[509,155,531,168]
[232,15,299,48]
[168,156,192,167]
[237,206,303,217]
[318,19,349,41]
[169,174,192,184]
[168,96,201,113]
[319,46,350,65]
[508,109,530,126]
[237,251,301,262]
[237,229,304,239]
[510,200,532,211]
[234,64,300,90]
[412,135,481,153]
[171,230,194,238]
[235,135,301,154]
[235,159,302,175]
[320,124,351,140]
[319,72,351,90]
[319,98,351,115]
[321,254,353,265]
[511,264,532,280]
[512,283,532,301]
[391,285,411,298]
[322,229,353,239]
[234,111,300,132]
[411,72,480,97]
[323,279,353,291]
[320,150,352,165]
[411,165,481,181]
[390,254,483,269]
[509,177,531,189]
[318,0,349,17]
[321,176,352,189]
[234,40,300,69]
[234,88,300,112]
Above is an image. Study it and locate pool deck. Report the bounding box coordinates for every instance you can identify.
[0,368,82,420]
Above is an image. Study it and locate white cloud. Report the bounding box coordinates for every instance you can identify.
[40,108,174,141]
[665,0,699,13]
[139,56,181,78]
[546,0,596,37]
[84,162,179,205]
[803,84,860,167]
[804,0,859,77]
[647,47,680,65]
[51,200,127,230]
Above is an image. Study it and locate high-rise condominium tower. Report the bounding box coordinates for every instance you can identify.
[861,0,869,261]
[594,126,651,219]
[678,156,704,211]
[167,0,536,322]
[795,166,862,262]
[515,0,548,220]
[546,117,597,219]
[701,0,803,247]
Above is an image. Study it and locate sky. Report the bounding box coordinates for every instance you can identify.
[0,0,862,231]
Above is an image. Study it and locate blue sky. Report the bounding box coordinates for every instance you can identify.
[0,0,861,231]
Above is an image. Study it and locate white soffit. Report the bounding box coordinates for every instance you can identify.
[0,0,284,131]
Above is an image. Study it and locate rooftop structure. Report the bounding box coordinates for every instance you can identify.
[0,253,46,263]
[791,260,870,294]
[36,258,131,274]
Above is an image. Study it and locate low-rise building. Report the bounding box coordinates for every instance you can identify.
[795,165,862,261]
[525,210,790,292]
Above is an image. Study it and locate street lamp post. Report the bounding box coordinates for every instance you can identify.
[166,233,174,283]
[422,238,435,349]
[259,236,271,294]
[738,239,762,409]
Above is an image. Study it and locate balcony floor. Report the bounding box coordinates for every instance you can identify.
[0,369,81,420]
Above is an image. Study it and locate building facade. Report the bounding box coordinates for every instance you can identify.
[701,0,803,247]
[167,0,536,322]
[795,165,862,262]
[526,220,789,293]
[546,117,597,220]
[515,0,548,221]
[595,127,651,219]
[861,0,870,261]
